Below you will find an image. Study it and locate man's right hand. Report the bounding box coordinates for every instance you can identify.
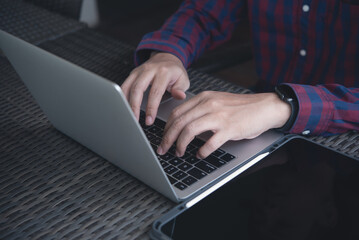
[121,52,190,125]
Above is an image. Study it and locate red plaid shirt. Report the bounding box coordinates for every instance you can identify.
[135,0,359,136]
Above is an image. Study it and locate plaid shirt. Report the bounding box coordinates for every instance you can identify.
[135,0,359,136]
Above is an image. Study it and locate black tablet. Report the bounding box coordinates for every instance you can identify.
[151,137,359,240]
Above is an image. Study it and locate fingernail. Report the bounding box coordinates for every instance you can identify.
[146,116,153,125]
[157,146,163,155]
[176,150,181,157]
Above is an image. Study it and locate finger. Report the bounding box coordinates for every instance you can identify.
[146,73,170,125]
[121,72,138,101]
[163,94,205,133]
[158,104,209,155]
[197,132,228,159]
[175,114,221,157]
[129,72,154,120]
[169,73,190,100]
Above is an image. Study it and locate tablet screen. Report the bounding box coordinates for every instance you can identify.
[160,138,359,240]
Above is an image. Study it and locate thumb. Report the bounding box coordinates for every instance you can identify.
[169,74,190,100]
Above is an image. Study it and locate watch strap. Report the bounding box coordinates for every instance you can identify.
[274,85,299,132]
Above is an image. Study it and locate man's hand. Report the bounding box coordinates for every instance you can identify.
[157,91,291,159]
[121,52,190,125]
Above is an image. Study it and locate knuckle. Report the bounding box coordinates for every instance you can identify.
[172,116,184,130]
[183,122,196,135]
[131,81,145,93]
[157,65,170,74]
[146,104,156,111]
[161,135,172,146]
[131,105,139,113]
[129,68,138,75]
[176,142,187,153]
[198,91,208,98]
[146,105,157,115]
[205,98,220,109]
[206,139,219,152]
[141,63,152,72]
[130,87,141,96]
[171,107,181,119]
[150,87,162,98]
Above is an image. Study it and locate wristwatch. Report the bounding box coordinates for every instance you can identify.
[274,85,299,132]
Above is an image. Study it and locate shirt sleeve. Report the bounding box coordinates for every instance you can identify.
[283,83,359,136]
[134,0,247,67]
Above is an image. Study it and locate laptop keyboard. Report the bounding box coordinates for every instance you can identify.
[139,110,235,191]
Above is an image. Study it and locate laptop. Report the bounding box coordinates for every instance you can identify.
[0,30,283,202]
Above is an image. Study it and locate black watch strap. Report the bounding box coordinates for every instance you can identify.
[274,85,299,132]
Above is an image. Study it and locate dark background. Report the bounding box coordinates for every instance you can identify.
[26,0,258,88]
[95,0,257,88]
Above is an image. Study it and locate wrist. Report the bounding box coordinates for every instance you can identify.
[271,93,292,129]
[150,51,185,67]
[274,85,299,132]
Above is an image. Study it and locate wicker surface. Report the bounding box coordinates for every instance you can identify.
[0,56,174,240]
[0,3,358,239]
[0,0,84,45]
[24,0,84,20]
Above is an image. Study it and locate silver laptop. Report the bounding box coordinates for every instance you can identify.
[0,30,283,202]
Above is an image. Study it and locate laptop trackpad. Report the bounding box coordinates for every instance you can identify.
[140,90,173,111]
[157,92,195,121]
[140,90,195,121]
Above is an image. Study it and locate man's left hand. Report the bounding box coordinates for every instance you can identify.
[157,91,291,159]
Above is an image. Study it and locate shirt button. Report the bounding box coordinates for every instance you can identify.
[302,4,310,12]
[302,130,311,135]
[300,49,307,57]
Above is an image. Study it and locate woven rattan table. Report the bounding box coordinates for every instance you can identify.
[1,1,358,239]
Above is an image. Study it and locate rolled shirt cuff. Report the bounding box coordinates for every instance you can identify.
[283,83,334,136]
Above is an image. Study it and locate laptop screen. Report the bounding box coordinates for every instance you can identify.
[159,137,359,239]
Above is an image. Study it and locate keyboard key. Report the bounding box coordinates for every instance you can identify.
[167,175,177,184]
[178,162,192,171]
[148,125,163,135]
[182,176,197,186]
[139,111,146,123]
[191,138,205,147]
[190,148,199,156]
[145,132,156,141]
[164,165,178,175]
[188,168,207,180]
[220,153,236,162]
[140,110,146,119]
[212,148,225,157]
[179,152,191,160]
[195,161,216,173]
[141,123,152,130]
[204,155,226,168]
[152,137,162,146]
[169,158,184,166]
[186,144,196,152]
[173,171,188,180]
[160,160,169,168]
[151,144,157,151]
[175,182,187,190]
[168,146,177,155]
[160,152,175,161]
[154,118,166,129]
[185,156,200,165]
